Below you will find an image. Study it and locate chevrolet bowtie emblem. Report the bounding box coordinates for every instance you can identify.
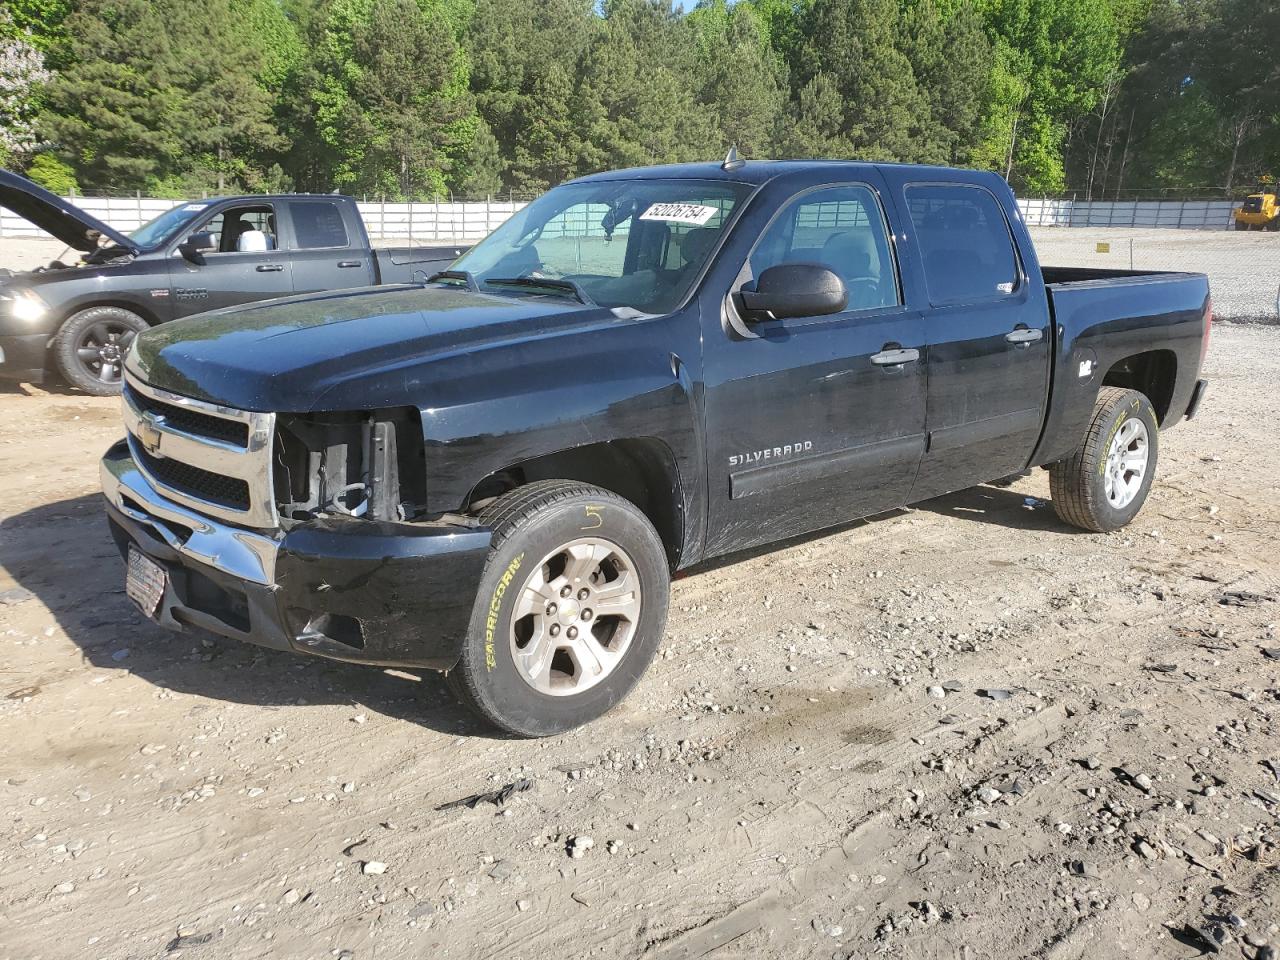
[137,414,165,457]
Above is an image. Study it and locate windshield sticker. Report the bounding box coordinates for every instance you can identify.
[639,203,718,226]
[181,203,209,212]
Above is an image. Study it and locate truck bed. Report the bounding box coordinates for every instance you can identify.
[1031,264,1210,467]
[1041,265,1199,285]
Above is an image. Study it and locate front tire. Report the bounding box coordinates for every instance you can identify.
[447,480,671,737]
[53,306,149,396]
[1049,386,1159,533]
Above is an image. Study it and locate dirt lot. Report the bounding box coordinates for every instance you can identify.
[1,317,1278,959]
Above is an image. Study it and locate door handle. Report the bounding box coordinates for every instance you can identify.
[1006,327,1043,345]
[256,263,284,273]
[870,347,920,367]
[337,260,362,268]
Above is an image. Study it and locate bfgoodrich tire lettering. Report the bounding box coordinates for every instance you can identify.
[1049,386,1160,533]
[446,480,670,737]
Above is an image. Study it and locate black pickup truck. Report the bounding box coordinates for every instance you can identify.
[100,159,1211,736]
[0,171,463,394]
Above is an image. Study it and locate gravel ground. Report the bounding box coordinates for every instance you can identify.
[1,324,1277,960]
[1029,227,1280,321]
[3,227,1278,320]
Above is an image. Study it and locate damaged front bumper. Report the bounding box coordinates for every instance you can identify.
[100,439,491,670]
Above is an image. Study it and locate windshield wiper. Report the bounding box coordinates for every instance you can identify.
[427,269,479,291]
[483,276,596,306]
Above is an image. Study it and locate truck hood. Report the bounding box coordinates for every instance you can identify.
[0,169,138,253]
[127,285,620,412]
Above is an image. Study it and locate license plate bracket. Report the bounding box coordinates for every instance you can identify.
[126,547,166,618]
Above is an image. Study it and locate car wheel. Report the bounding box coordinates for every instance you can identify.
[446,480,671,737]
[53,306,149,396]
[1049,386,1160,533]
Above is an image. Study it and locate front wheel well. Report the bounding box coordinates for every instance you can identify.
[1102,350,1177,424]
[55,301,160,332]
[464,439,685,568]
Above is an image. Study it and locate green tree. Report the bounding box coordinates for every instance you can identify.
[510,61,583,192]
[39,0,186,189]
[688,0,787,158]
[455,115,504,196]
[777,72,851,157]
[573,0,714,172]
[903,0,992,164]
[167,0,287,191]
[337,0,475,197]
[796,0,932,162]
[974,0,1122,191]
[465,0,595,189]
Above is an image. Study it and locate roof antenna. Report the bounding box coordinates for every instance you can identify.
[721,145,745,172]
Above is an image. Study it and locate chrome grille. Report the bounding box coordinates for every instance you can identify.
[123,381,249,446]
[122,371,277,528]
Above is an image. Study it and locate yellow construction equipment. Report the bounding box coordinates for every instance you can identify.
[1234,176,1280,231]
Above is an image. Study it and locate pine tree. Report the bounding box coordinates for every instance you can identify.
[690,1,787,159]
[903,0,992,165]
[39,0,186,189]
[338,0,474,198]
[798,0,932,162]
[168,0,286,192]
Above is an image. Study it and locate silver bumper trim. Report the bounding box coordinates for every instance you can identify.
[101,451,280,586]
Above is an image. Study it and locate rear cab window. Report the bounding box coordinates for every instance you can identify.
[906,184,1020,305]
[290,201,350,249]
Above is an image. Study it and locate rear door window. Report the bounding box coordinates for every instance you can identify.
[291,201,350,249]
[906,184,1019,305]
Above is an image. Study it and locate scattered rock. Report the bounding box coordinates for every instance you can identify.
[487,860,513,880]
[362,861,387,876]
[0,587,35,605]
[1219,590,1273,607]
[977,688,1016,701]
[569,836,594,859]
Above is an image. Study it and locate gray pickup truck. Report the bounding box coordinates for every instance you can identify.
[0,171,464,394]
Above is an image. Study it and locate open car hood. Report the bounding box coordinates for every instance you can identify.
[0,169,138,253]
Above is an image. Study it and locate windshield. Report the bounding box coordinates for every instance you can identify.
[450,178,753,314]
[128,201,215,249]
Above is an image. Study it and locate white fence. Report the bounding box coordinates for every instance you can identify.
[0,194,1244,242]
[0,196,530,242]
[1019,198,1237,230]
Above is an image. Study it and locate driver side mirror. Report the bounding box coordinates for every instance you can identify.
[739,262,847,322]
[178,231,217,262]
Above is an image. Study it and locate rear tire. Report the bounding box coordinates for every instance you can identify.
[1049,387,1159,533]
[446,480,670,737]
[53,306,149,396]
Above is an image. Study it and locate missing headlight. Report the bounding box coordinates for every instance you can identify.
[274,409,425,522]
